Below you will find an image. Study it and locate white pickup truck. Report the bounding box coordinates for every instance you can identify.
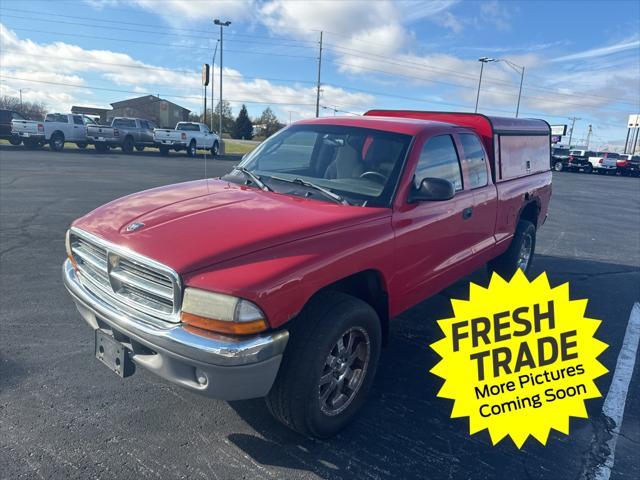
[153,122,220,157]
[12,113,96,151]
[588,151,620,174]
[11,117,45,149]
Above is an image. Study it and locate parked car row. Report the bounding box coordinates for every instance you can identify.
[3,109,220,157]
[551,147,639,177]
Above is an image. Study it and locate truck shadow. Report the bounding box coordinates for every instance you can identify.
[226,255,639,480]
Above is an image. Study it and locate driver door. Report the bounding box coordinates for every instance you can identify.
[391,134,478,312]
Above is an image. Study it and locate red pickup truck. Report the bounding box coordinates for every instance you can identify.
[63,111,552,438]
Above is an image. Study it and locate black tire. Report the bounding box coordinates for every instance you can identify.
[553,161,563,172]
[50,132,65,152]
[76,142,87,149]
[135,145,145,152]
[211,141,219,157]
[9,137,22,146]
[266,291,382,439]
[159,146,169,156]
[488,219,536,279]
[122,136,134,154]
[186,140,197,157]
[583,164,593,174]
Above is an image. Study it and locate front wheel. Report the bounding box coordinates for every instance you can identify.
[211,141,219,157]
[122,136,134,154]
[266,291,381,438]
[488,219,536,279]
[553,161,563,172]
[583,164,593,174]
[9,137,22,146]
[186,140,197,157]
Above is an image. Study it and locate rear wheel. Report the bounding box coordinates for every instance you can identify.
[50,132,65,152]
[9,137,22,146]
[211,141,219,157]
[553,161,563,172]
[266,291,381,438]
[186,140,197,157]
[122,136,134,154]
[488,219,536,279]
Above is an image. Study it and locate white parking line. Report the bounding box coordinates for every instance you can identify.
[593,302,640,480]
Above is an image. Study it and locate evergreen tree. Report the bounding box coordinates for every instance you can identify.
[232,104,253,139]
[257,107,284,138]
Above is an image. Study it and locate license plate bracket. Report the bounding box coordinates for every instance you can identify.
[95,329,134,377]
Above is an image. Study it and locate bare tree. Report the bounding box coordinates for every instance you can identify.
[0,95,48,120]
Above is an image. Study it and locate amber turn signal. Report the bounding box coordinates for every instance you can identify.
[181,312,268,335]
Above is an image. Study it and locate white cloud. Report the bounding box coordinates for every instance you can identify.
[552,40,640,62]
[0,23,373,118]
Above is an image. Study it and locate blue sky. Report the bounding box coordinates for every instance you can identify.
[0,0,638,148]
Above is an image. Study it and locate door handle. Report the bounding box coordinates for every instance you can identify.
[462,207,473,220]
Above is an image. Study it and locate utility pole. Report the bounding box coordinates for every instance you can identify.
[515,66,524,118]
[632,128,639,154]
[566,116,580,149]
[214,19,231,151]
[315,31,323,118]
[19,88,23,111]
[475,57,496,113]
[211,40,219,132]
[585,124,593,150]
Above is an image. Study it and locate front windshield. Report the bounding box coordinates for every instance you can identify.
[224,124,412,207]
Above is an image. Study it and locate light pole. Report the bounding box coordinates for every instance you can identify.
[499,58,525,117]
[475,57,496,113]
[214,19,231,151]
[211,39,219,133]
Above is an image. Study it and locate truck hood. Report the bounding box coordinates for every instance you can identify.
[73,178,389,273]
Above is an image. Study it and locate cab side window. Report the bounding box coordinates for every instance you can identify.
[73,115,84,125]
[459,133,488,189]
[414,135,462,191]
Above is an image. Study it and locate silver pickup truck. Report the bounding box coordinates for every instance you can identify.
[87,117,156,153]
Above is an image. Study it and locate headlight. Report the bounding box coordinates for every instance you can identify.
[181,288,268,335]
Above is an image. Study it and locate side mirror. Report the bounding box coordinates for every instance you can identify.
[408,177,455,202]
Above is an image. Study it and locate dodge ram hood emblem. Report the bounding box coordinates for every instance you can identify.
[126,222,145,232]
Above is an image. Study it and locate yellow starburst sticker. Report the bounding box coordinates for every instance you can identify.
[430,270,609,448]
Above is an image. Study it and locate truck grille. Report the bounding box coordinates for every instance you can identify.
[69,230,181,322]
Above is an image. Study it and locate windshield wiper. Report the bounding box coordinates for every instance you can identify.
[270,176,349,205]
[233,166,272,192]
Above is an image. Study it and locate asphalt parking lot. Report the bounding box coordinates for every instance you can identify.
[1,145,639,480]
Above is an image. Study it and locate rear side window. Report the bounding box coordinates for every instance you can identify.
[414,135,462,191]
[459,134,488,189]
[177,123,200,131]
[113,118,136,128]
[46,114,68,123]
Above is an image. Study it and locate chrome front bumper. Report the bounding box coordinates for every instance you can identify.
[62,259,289,400]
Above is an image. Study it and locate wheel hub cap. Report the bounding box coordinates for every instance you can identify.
[318,326,370,416]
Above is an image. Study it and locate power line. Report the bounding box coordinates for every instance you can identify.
[2,50,316,83]
[0,7,318,46]
[3,11,636,106]
[327,43,639,105]
[0,75,319,107]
